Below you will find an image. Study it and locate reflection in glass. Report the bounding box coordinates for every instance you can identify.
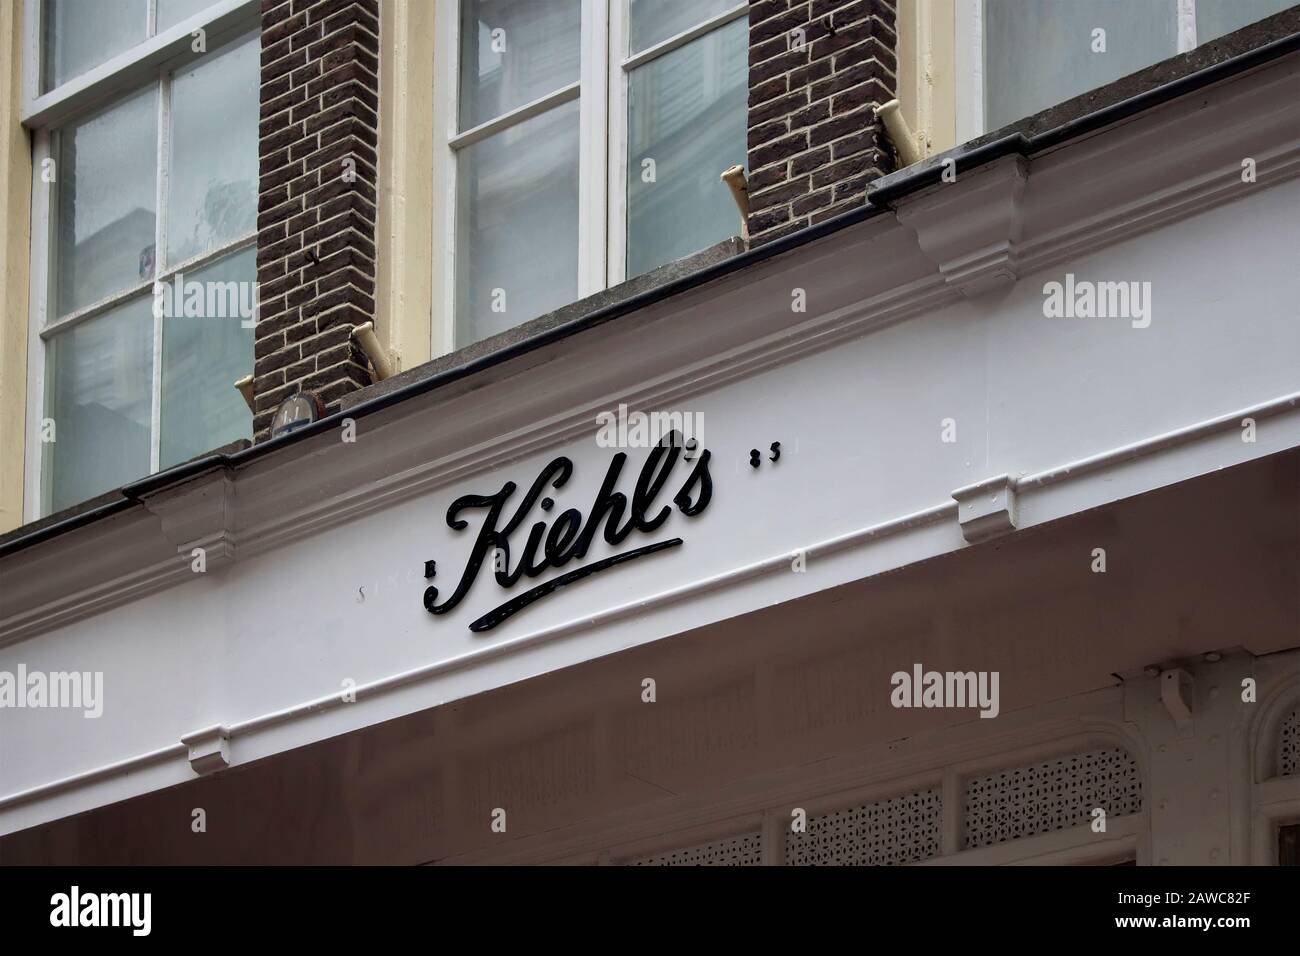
[627,18,747,278]
[160,247,255,468]
[55,87,158,317]
[157,0,218,32]
[168,35,259,265]
[44,296,153,513]
[42,0,146,91]
[458,0,580,130]
[984,0,1176,132]
[456,101,579,344]
[629,0,738,55]
[1195,0,1293,44]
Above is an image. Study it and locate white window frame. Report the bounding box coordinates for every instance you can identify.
[431,0,748,356]
[955,0,1208,143]
[606,1,748,289]
[21,0,261,522]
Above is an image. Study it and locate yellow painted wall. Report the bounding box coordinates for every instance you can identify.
[0,1,31,533]
[375,0,436,373]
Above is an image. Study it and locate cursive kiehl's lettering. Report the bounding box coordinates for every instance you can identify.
[424,435,713,631]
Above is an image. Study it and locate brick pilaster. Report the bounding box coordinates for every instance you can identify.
[254,0,380,440]
[746,0,897,245]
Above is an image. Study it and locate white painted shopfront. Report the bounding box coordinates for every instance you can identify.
[1,48,1297,864]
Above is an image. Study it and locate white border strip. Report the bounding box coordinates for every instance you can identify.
[1018,390,1300,489]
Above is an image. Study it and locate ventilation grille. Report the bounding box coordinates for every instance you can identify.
[785,788,942,866]
[628,832,762,866]
[1280,707,1299,777]
[963,746,1142,849]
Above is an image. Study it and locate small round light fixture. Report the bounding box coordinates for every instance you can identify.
[270,390,326,440]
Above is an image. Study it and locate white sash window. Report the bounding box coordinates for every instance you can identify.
[24,0,260,517]
[434,0,750,347]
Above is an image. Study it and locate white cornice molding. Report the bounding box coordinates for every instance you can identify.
[1018,56,1300,277]
[141,470,237,566]
[895,155,1029,296]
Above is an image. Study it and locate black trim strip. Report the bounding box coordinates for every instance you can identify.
[0,497,137,555]
[2,31,1297,559]
[467,538,682,633]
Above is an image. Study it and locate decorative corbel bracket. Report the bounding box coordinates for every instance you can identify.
[137,467,237,568]
[181,725,231,775]
[952,473,1019,543]
[894,154,1029,296]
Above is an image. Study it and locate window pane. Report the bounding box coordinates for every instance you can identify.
[1196,0,1293,44]
[629,0,739,55]
[42,0,147,91]
[55,87,158,317]
[43,297,153,513]
[157,0,218,32]
[168,35,259,266]
[984,0,1177,133]
[458,0,580,129]
[456,101,579,344]
[160,247,255,468]
[626,18,747,278]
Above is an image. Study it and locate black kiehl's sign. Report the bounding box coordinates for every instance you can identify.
[423,435,712,632]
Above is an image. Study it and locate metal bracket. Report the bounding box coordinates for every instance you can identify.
[1159,668,1194,736]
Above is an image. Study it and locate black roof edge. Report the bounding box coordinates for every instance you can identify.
[0,496,137,557]
[119,453,230,499]
[3,31,1297,561]
[866,132,1030,207]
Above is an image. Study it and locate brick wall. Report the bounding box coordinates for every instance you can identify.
[254,0,380,440]
[746,0,897,245]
